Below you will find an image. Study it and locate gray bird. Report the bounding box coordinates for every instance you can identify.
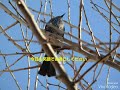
[38,14,65,77]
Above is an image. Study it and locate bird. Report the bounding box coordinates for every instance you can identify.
[38,14,65,77]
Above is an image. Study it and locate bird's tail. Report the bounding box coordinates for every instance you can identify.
[38,54,56,77]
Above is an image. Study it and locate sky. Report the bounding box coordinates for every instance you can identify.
[0,0,120,90]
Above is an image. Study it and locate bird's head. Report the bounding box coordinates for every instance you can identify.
[56,13,65,20]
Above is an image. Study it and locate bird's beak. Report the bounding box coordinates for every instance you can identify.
[61,13,65,18]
